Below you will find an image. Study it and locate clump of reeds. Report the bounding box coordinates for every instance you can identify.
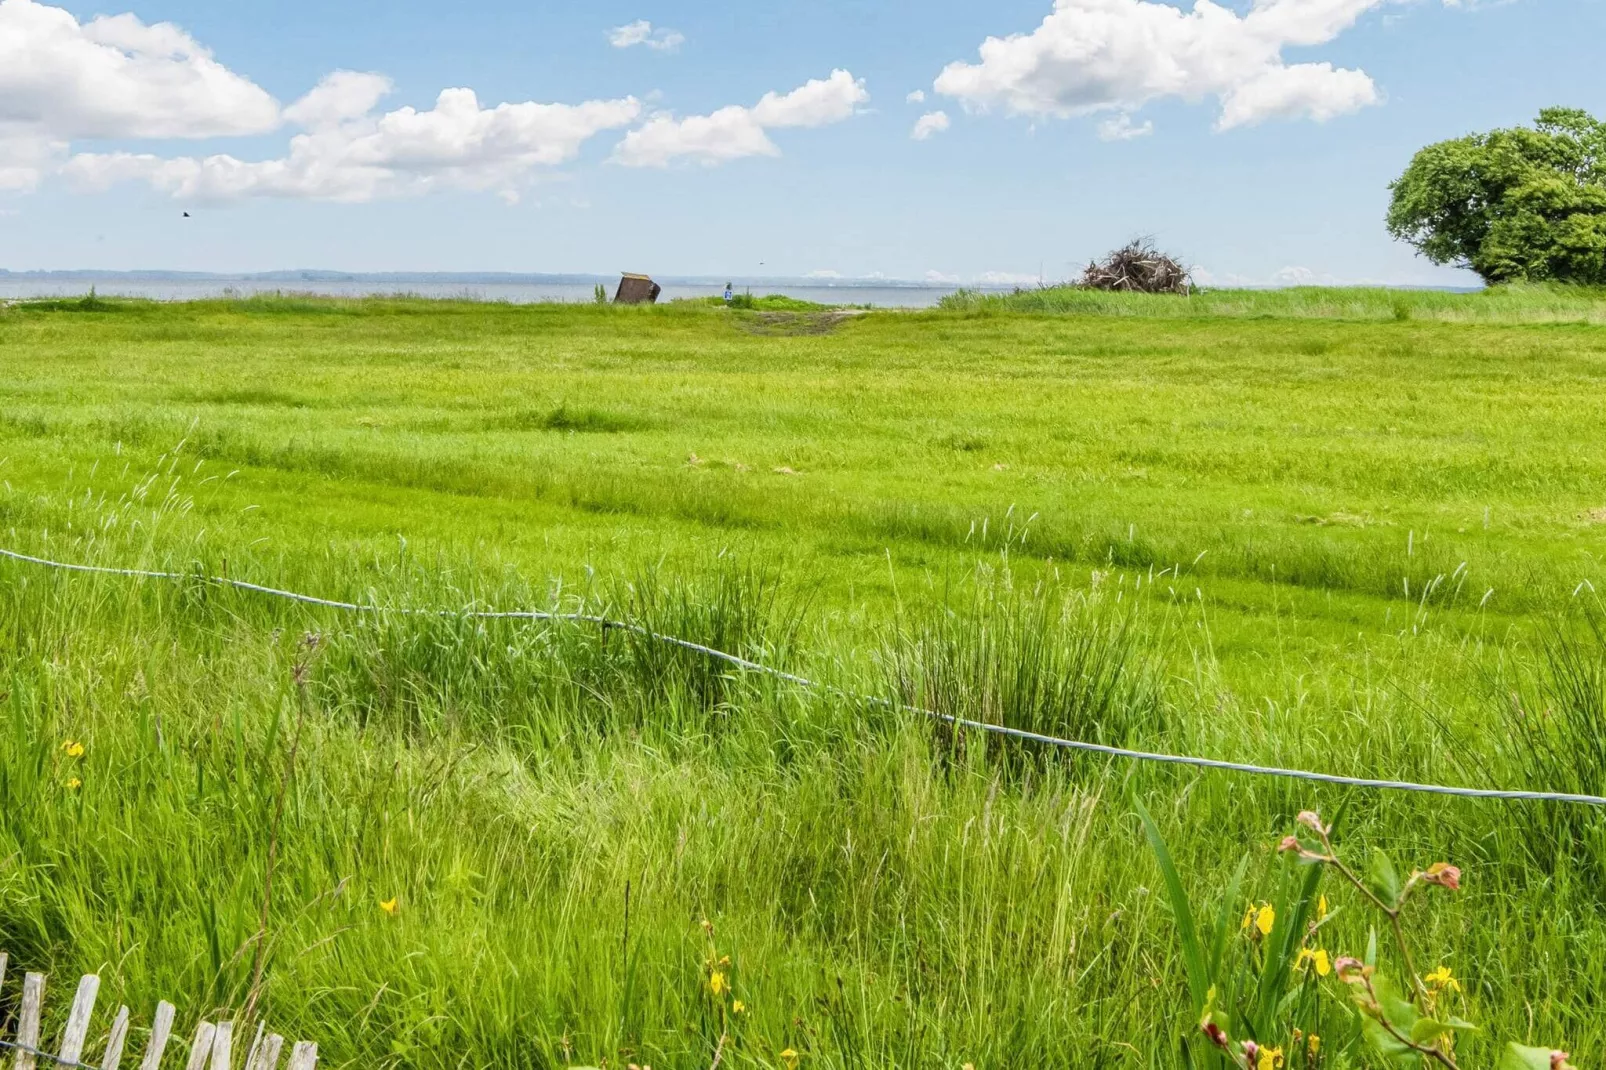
[1486,601,1606,886]
[884,578,1166,759]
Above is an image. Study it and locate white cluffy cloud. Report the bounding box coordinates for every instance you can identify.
[911,111,951,140]
[608,19,685,52]
[906,90,927,104]
[2,0,645,202]
[933,0,1384,132]
[1097,114,1153,140]
[68,78,642,202]
[0,0,280,189]
[613,69,868,167]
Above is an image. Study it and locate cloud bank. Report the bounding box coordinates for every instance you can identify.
[0,0,279,189]
[933,0,1384,132]
[1,0,866,200]
[613,70,868,167]
[68,82,643,202]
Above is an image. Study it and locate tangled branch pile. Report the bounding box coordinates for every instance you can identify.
[1079,240,1193,295]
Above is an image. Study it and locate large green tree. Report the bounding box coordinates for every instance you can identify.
[1387,108,1606,285]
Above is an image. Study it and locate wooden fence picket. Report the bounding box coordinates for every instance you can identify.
[246,1036,282,1070]
[17,973,45,1070]
[0,955,316,1070]
[181,1023,214,1070]
[138,1003,176,1070]
[58,974,100,1065]
[101,1008,130,1070]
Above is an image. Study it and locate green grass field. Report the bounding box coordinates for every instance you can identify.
[2,288,1605,1069]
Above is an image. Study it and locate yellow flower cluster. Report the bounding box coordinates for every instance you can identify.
[1425,965,1462,993]
[1242,902,1276,936]
[1296,948,1333,977]
[62,740,87,789]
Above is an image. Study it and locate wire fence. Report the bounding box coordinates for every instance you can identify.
[4,546,1605,807]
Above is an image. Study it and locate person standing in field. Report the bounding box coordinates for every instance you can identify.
[724,282,733,304]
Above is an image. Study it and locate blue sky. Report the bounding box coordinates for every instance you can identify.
[0,0,1597,284]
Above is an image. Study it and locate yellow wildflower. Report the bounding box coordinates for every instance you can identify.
[710,970,730,997]
[1296,949,1332,977]
[1308,1035,1321,1058]
[379,897,399,917]
[1424,966,1462,993]
[1317,895,1329,918]
[780,1048,800,1070]
[65,777,82,791]
[62,740,85,759]
[1242,902,1275,935]
[732,1000,746,1014]
[1257,1046,1284,1070]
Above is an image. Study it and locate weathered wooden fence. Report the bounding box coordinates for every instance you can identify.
[0,954,317,1070]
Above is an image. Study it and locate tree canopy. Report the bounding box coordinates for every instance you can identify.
[1387,108,1606,286]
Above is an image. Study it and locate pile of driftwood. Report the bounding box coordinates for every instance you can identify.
[1079,240,1192,295]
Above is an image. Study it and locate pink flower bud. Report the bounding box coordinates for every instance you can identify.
[1424,864,1462,891]
[1296,811,1326,835]
[1202,1022,1230,1050]
[1279,836,1301,853]
[1242,1040,1260,1063]
[1550,1053,1571,1070]
[1334,957,1365,981]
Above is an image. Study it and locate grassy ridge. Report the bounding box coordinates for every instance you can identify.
[938,281,1606,322]
[1,290,1605,1067]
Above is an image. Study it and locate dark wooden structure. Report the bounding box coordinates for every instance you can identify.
[614,273,662,305]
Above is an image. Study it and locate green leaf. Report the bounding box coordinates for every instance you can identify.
[1360,1017,1422,1067]
[1501,1045,1560,1070]
[1368,976,1419,1034]
[1411,1018,1477,1044]
[1132,791,1208,1017]
[1369,848,1404,908]
[1208,855,1250,980]
[1371,975,1421,1036]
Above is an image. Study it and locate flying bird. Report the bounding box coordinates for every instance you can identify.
[182,212,191,218]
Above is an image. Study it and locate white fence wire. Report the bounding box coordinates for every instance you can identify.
[4,546,1604,807]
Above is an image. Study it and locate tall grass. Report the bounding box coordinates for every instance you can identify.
[2,544,1604,1068]
[885,577,1165,749]
[1,296,1605,1066]
[937,282,1606,322]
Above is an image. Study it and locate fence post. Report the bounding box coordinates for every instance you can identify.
[102,1006,131,1070]
[182,1023,215,1070]
[207,1022,232,1070]
[16,973,45,1070]
[59,975,102,1065]
[138,1003,176,1070]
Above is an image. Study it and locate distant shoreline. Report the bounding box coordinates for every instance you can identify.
[0,269,1483,293]
[0,269,1004,291]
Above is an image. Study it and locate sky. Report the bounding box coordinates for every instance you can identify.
[0,0,1598,285]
